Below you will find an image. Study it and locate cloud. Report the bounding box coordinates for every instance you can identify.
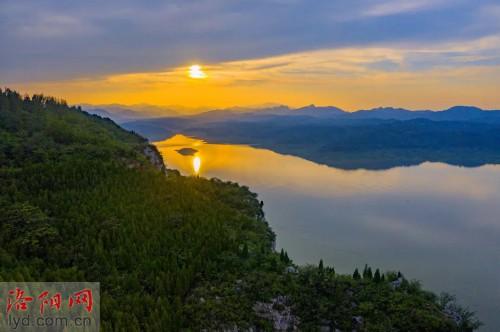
[1,0,499,84]
[16,14,96,38]
[11,35,500,110]
[362,0,452,17]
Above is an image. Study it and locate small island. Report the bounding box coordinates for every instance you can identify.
[176,147,198,156]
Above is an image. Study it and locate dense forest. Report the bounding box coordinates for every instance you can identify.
[0,89,481,331]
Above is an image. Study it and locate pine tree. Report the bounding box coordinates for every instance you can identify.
[353,268,361,280]
[374,268,381,282]
[319,259,324,271]
[362,264,369,279]
[365,267,373,280]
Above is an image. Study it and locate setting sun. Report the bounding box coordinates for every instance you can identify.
[188,65,207,79]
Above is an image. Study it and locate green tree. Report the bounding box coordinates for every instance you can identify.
[373,268,381,283]
[353,268,361,280]
[363,264,373,280]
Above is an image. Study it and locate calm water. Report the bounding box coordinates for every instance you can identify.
[156,134,500,331]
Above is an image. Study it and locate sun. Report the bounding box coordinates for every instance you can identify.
[188,64,207,79]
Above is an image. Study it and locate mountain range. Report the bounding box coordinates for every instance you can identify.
[86,103,500,126]
[114,104,500,171]
[196,104,500,122]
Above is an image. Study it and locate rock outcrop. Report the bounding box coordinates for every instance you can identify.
[253,296,299,331]
[143,145,166,173]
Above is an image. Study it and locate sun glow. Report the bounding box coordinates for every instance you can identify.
[188,65,207,79]
[193,155,201,175]
[14,43,500,110]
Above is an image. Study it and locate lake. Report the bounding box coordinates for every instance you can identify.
[155,134,500,331]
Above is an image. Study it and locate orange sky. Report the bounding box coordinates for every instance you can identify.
[10,44,500,112]
[4,0,500,112]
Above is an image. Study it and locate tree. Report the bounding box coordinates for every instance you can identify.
[367,268,373,280]
[318,259,324,271]
[373,269,381,283]
[363,264,373,280]
[353,268,361,280]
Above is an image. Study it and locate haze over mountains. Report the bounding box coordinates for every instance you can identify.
[86,103,500,125]
[115,104,500,141]
[82,103,286,123]
[200,104,500,122]
[82,104,180,123]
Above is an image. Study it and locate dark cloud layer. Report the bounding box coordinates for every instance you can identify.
[1,0,499,83]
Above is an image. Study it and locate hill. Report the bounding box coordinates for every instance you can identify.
[124,108,500,170]
[118,104,500,131]
[175,118,500,169]
[82,103,181,123]
[0,89,480,331]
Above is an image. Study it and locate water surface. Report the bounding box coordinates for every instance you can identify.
[155,134,500,330]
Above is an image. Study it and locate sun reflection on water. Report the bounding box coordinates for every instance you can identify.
[193,155,201,175]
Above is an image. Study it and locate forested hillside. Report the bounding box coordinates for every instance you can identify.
[0,89,480,331]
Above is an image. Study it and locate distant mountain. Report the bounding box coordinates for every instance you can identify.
[84,107,116,119]
[293,104,346,118]
[187,105,291,121]
[349,107,433,120]
[434,106,500,121]
[195,104,345,120]
[178,104,348,123]
[349,106,500,122]
[123,117,194,140]
[82,103,180,123]
[94,101,500,126]
[174,118,500,170]
[123,104,500,138]
[122,103,500,170]
[187,104,500,122]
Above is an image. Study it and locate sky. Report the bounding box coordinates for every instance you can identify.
[2,0,500,111]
